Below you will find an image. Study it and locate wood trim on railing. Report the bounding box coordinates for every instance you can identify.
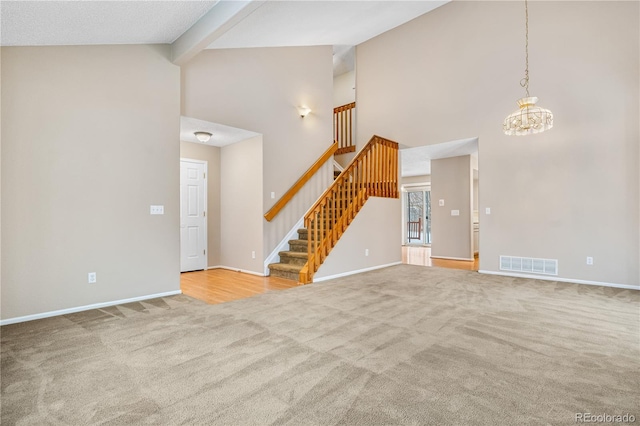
[333,102,356,155]
[264,141,338,222]
[299,135,399,283]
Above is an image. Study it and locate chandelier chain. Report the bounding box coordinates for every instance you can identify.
[520,0,530,97]
[503,0,553,135]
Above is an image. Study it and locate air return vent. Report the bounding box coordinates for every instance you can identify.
[500,256,558,276]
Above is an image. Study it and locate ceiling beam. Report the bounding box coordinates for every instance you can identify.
[170,0,266,66]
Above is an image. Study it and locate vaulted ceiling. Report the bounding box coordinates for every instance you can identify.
[1,0,449,70]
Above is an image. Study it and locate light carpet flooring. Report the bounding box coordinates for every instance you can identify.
[1,265,638,425]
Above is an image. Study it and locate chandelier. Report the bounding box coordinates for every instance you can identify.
[503,0,553,136]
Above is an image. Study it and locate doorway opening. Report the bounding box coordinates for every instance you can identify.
[405,187,431,245]
[399,137,479,272]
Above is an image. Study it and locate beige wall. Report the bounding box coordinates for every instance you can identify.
[181,46,334,258]
[473,176,479,215]
[314,197,401,280]
[1,45,181,320]
[180,141,221,267]
[357,1,639,286]
[220,136,264,273]
[431,156,473,260]
[334,70,356,107]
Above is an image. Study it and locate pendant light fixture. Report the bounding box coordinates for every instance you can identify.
[503,0,553,136]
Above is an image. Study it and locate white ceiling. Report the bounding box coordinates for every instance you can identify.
[0,1,218,46]
[333,45,355,77]
[401,138,479,177]
[206,1,448,50]
[181,116,260,147]
[1,1,448,54]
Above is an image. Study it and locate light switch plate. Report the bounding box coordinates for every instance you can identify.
[150,205,164,215]
[485,207,491,215]
[451,210,460,216]
[439,199,445,207]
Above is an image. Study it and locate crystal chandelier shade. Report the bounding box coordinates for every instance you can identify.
[503,97,553,136]
[503,0,553,136]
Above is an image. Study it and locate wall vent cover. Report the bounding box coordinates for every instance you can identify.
[500,255,558,276]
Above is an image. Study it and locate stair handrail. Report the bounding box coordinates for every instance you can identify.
[264,141,338,222]
[300,135,399,283]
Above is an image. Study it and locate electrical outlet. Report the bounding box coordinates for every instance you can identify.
[88,272,97,284]
[252,251,256,259]
[439,199,445,207]
[365,249,369,257]
[586,257,593,265]
[150,205,164,215]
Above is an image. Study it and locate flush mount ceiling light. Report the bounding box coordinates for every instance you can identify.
[194,131,212,143]
[298,106,311,118]
[503,0,553,136]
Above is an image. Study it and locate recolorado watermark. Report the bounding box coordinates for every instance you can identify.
[576,413,636,423]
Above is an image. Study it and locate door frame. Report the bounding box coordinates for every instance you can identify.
[180,158,208,271]
[402,182,431,246]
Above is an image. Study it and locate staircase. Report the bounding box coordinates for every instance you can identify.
[267,229,310,281]
[268,204,341,281]
[267,135,399,284]
[268,168,343,281]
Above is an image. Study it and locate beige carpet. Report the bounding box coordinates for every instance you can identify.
[2,265,638,425]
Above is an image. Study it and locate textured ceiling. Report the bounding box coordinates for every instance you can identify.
[401,138,479,177]
[180,116,260,147]
[0,1,217,46]
[206,1,448,50]
[1,0,449,77]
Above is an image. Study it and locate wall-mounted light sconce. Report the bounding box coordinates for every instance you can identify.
[298,106,311,118]
[194,131,212,143]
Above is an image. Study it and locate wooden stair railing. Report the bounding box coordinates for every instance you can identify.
[264,141,338,222]
[334,102,356,155]
[299,135,399,283]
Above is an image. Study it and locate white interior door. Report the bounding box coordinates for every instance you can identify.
[180,159,207,272]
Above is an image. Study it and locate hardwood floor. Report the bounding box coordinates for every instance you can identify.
[402,246,479,271]
[183,248,477,305]
[180,268,300,305]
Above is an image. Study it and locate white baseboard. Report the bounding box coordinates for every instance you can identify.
[0,290,183,326]
[430,256,474,261]
[264,217,305,276]
[478,270,640,291]
[313,261,402,283]
[208,265,264,277]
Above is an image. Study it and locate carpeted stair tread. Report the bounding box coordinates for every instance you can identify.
[288,239,308,252]
[268,262,303,281]
[278,251,307,259]
[278,251,308,266]
[268,262,303,272]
